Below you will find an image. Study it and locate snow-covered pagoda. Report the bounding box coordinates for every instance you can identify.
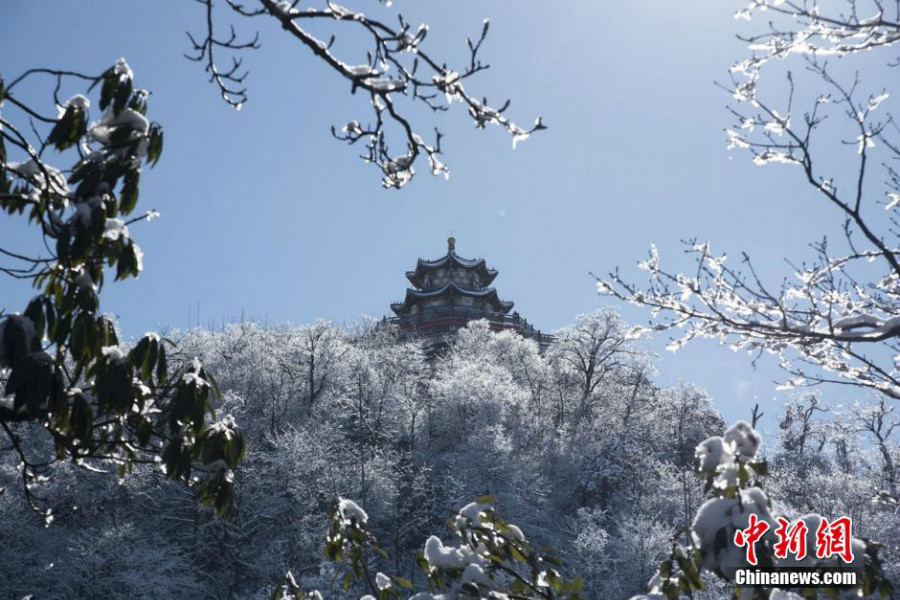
[388,237,552,352]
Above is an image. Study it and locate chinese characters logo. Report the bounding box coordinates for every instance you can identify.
[734,516,855,565]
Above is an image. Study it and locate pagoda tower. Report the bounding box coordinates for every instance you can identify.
[388,237,552,351]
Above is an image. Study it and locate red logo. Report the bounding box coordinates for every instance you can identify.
[734,513,769,565]
[734,515,855,564]
[815,517,855,563]
[773,516,808,560]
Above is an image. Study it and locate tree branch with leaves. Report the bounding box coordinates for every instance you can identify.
[275,496,585,600]
[0,60,244,520]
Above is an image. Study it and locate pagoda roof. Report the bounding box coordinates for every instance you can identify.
[391,281,514,316]
[405,252,498,288]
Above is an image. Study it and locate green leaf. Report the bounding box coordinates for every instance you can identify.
[157,343,168,383]
[509,545,528,562]
[147,124,164,166]
[23,298,46,347]
[114,74,133,114]
[659,561,672,578]
[749,460,769,477]
[115,241,142,280]
[95,355,134,413]
[120,169,140,215]
[47,106,87,151]
[99,69,119,111]
[6,351,59,420]
[665,583,680,600]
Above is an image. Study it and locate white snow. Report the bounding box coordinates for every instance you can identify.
[337,497,368,524]
[868,92,889,112]
[723,420,761,459]
[58,94,91,118]
[5,159,69,197]
[454,501,489,529]
[113,58,133,80]
[770,590,803,600]
[69,196,103,231]
[88,108,150,146]
[691,486,774,578]
[364,77,407,93]
[696,436,731,475]
[103,218,131,242]
[73,268,98,292]
[326,3,354,18]
[511,127,529,150]
[375,572,392,590]
[506,523,525,541]
[132,242,144,273]
[459,563,492,588]
[273,1,294,14]
[102,345,127,363]
[830,314,900,340]
[64,94,91,110]
[182,371,210,388]
[346,65,376,77]
[423,535,483,569]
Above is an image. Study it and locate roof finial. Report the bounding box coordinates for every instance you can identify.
[448,236,456,253]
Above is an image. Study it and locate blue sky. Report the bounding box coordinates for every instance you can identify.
[1,1,885,430]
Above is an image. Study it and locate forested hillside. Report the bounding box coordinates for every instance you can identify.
[2,312,897,599]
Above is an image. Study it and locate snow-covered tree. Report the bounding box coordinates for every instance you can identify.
[277,497,586,600]
[547,310,651,426]
[599,0,900,390]
[631,420,893,600]
[10,309,846,599]
[0,63,243,519]
[598,0,900,497]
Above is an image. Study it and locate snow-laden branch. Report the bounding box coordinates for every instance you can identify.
[631,420,892,599]
[600,0,900,403]
[188,0,546,188]
[598,237,900,399]
[734,0,900,68]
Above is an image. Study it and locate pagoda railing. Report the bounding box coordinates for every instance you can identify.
[385,308,554,346]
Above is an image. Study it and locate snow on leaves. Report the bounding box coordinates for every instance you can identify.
[631,421,892,599]
[284,496,583,600]
[0,61,242,519]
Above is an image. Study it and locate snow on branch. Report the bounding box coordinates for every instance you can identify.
[188,0,546,188]
[734,0,900,61]
[0,63,243,519]
[631,420,892,599]
[600,0,900,404]
[276,496,582,600]
[596,237,900,399]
